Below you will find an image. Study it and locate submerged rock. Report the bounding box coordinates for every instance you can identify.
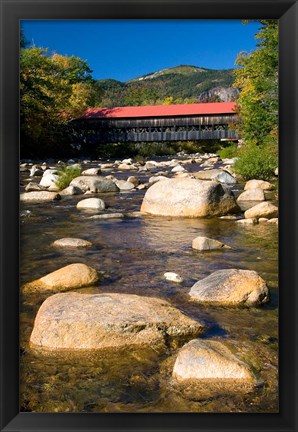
[172,339,255,398]
[70,176,119,193]
[164,272,184,283]
[29,293,205,353]
[141,178,239,217]
[22,263,99,294]
[52,238,92,248]
[192,236,230,251]
[89,213,124,220]
[189,269,269,306]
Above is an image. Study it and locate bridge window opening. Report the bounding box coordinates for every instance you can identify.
[214,124,226,131]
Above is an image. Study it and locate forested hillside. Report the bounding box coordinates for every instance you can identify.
[98,65,237,107]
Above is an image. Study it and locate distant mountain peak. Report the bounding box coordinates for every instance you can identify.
[130,65,208,82]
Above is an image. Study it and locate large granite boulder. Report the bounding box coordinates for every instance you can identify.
[172,339,255,398]
[140,178,239,217]
[29,293,205,353]
[22,263,99,294]
[70,176,119,193]
[189,269,269,306]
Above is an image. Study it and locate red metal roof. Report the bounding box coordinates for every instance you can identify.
[82,102,236,119]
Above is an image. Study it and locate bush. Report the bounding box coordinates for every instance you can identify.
[217,143,239,159]
[56,163,82,190]
[137,142,177,157]
[234,144,277,180]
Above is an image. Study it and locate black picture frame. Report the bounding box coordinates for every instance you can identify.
[0,0,297,431]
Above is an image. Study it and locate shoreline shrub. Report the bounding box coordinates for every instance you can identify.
[234,144,277,180]
[56,164,82,190]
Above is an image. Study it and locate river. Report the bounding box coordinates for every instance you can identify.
[19,156,278,413]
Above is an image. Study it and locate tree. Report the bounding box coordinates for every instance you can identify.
[20,47,101,156]
[233,20,278,147]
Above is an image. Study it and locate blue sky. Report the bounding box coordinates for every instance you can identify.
[21,20,261,82]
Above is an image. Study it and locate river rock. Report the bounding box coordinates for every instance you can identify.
[76,198,105,210]
[149,175,168,185]
[267,218,278,224]
[127,176,140,186]
[114,180,135,191]
[23,263,99,294]
[236,218,258,225]
[52,238,92,248]
[193,169,237,185]
[118,163,137,170]
[244,180,274,191]
[192,236,230,251]
[25,182,47,192]
[20,191,61,202]
[29,165,43,177]
[244,202,278,219]
[189,269,269,306]
[29,292,205,353]
[39,172,59,188]
[237,188,265,202]
[81,167,101,176]
[145,161,159,170]
[172,339,255,398]
[89,213,124,219]
[59,185,83,196]
[141,178,239,217]
[70,176,119,193]
[164,272,184,283]
[122,158,133,165]
[171,165,185,173]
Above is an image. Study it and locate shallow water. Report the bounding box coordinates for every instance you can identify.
[19,158,278,413]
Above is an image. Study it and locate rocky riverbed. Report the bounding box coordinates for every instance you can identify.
[20,152,278,413]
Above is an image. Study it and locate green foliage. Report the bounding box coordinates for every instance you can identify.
[20,46,101,157]
[234,20,278,147]
[217,143,239,159]
[56,164,82,190]
[137,142,177,157]
[96,143,138,159]
[234,144,277,180]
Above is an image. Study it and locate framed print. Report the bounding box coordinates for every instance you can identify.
[0,0,297,431]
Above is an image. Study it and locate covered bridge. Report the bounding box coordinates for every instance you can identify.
[72,102,238,144]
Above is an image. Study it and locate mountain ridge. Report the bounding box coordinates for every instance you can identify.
[97,64,238,107]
